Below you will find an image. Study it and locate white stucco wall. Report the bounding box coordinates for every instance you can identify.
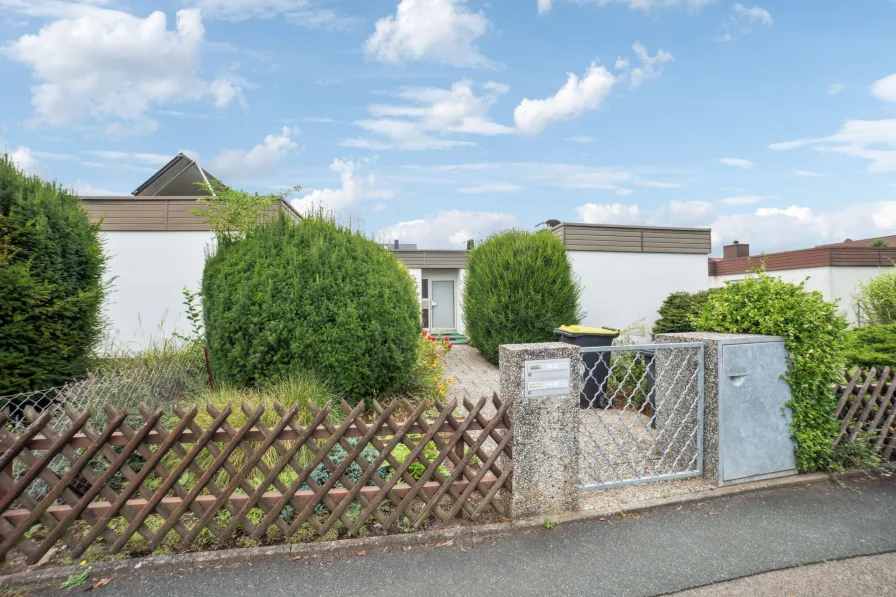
[831,266,890,324]
[710,265,887,325]
[569,251,709,333]
[102,231,214,347]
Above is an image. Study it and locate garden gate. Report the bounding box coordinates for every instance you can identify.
[578,343,704,490]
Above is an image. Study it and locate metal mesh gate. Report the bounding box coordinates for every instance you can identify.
[579,342,704,490]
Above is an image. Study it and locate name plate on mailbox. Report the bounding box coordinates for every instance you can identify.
[524,358,571,397]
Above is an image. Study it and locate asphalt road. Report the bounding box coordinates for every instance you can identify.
[34,475,896,597]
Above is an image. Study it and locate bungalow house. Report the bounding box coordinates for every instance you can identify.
[81,155,713,345]
[80,154,301,346]
[391,222,713,338]
[708,236,896,325]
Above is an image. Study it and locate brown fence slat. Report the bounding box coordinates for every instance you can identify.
[835,367,896,462]
[0,396,513,562]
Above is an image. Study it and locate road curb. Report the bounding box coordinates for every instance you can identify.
[0,470,880,590]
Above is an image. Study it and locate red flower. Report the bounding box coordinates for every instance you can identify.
[443,336,449,341]
[448,343,453,349]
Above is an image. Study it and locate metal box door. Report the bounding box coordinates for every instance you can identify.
[719,341,797,485]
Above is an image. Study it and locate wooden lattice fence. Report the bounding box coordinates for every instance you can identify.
[0,394,512,564]
[833,367,896,460]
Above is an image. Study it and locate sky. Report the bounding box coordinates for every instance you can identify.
[0,0,895,254]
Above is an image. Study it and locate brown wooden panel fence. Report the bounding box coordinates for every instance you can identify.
[833,367,896,460]
[0,394,512,564]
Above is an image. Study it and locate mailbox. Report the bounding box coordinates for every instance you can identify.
[524,358,571,397]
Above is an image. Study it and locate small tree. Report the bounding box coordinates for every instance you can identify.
[0,155,107,394]
[191,180,299,241]
[462,229,583,364]
[202,213,420,404]
[855,265,896,325]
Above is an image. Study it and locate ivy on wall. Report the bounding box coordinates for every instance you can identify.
[692,269,848,472]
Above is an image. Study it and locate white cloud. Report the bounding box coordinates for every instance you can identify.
[769,119,896,173]
[379,209,518,249]
[793,170,821,177]
[578,202,642,225]
[827,83,844,96]
[718,3,772,41]
[872,73,896,103]
[538,1,716,16]
[514,63,616,134]
[627,42,673,89]
[344,80,512,150]
[719,157,753,169]
[83,150,172,165]
[186,0,357,29]
[2,8,245,136]
[292,157,390,213]
[566,135,595,143]
[364,0,493,68]
[7,146,45,176]
[575,198,896,253]
[70,180,126,196]
[303,117,337,123]
[720,194,767,205]
[210,126,299,181]
[458,183,525,193]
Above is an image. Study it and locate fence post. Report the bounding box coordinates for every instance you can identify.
[500,342,581,519]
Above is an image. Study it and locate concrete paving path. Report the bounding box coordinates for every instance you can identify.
[30,476,896,597]
[442,344,500,407]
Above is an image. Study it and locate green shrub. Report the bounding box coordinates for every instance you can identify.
[855,266,896,325]
[202,214,420,404]
[462,229,583,364]
[0,155,107,394]
[693,270,848,472]
[843,323,896,371]
[652,289,720,337]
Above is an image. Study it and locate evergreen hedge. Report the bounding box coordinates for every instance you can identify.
[652,289,720,337]
[843,323,896,372]
[202,214,420,404]
[0,155,107,394]
[462,229,583,364]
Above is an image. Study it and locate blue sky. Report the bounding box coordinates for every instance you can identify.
[1,0,895,253]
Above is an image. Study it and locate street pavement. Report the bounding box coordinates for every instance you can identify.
[30,475,896,597]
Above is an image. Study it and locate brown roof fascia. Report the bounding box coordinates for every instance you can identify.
[710,246,896,276]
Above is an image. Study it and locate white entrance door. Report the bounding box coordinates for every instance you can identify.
[431,280,455,330]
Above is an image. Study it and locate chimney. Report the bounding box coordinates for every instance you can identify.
[393,239,399,250]
[723,240,750,259]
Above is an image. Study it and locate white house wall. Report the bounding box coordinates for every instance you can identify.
[456,268,466,335]
[568,251,709,334]
[830,266,890,325]
[102,231,214,348]
[710,265,887,325]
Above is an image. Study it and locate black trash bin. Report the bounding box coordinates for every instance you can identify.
[554,325,620,408]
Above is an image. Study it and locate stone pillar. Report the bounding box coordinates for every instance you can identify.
[500,342,581,519]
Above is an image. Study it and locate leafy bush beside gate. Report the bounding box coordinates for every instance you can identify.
[693,270,848,472]
[0,155,107,395]
[202,214,420,404]
[462,229,583,364]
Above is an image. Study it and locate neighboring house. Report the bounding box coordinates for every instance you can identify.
[708,236,896,325]
[80,154,301,346]
[391,222,713,336]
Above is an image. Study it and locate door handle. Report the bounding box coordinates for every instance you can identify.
[432,301,437,307]
[729,375,746,387]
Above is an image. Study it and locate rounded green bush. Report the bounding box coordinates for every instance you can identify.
[652,289,720,337]
[462,229,583,364]
[693,271,848,472]
[202,214,420,404]
[843,323,896,372]
[0,155,107,394]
